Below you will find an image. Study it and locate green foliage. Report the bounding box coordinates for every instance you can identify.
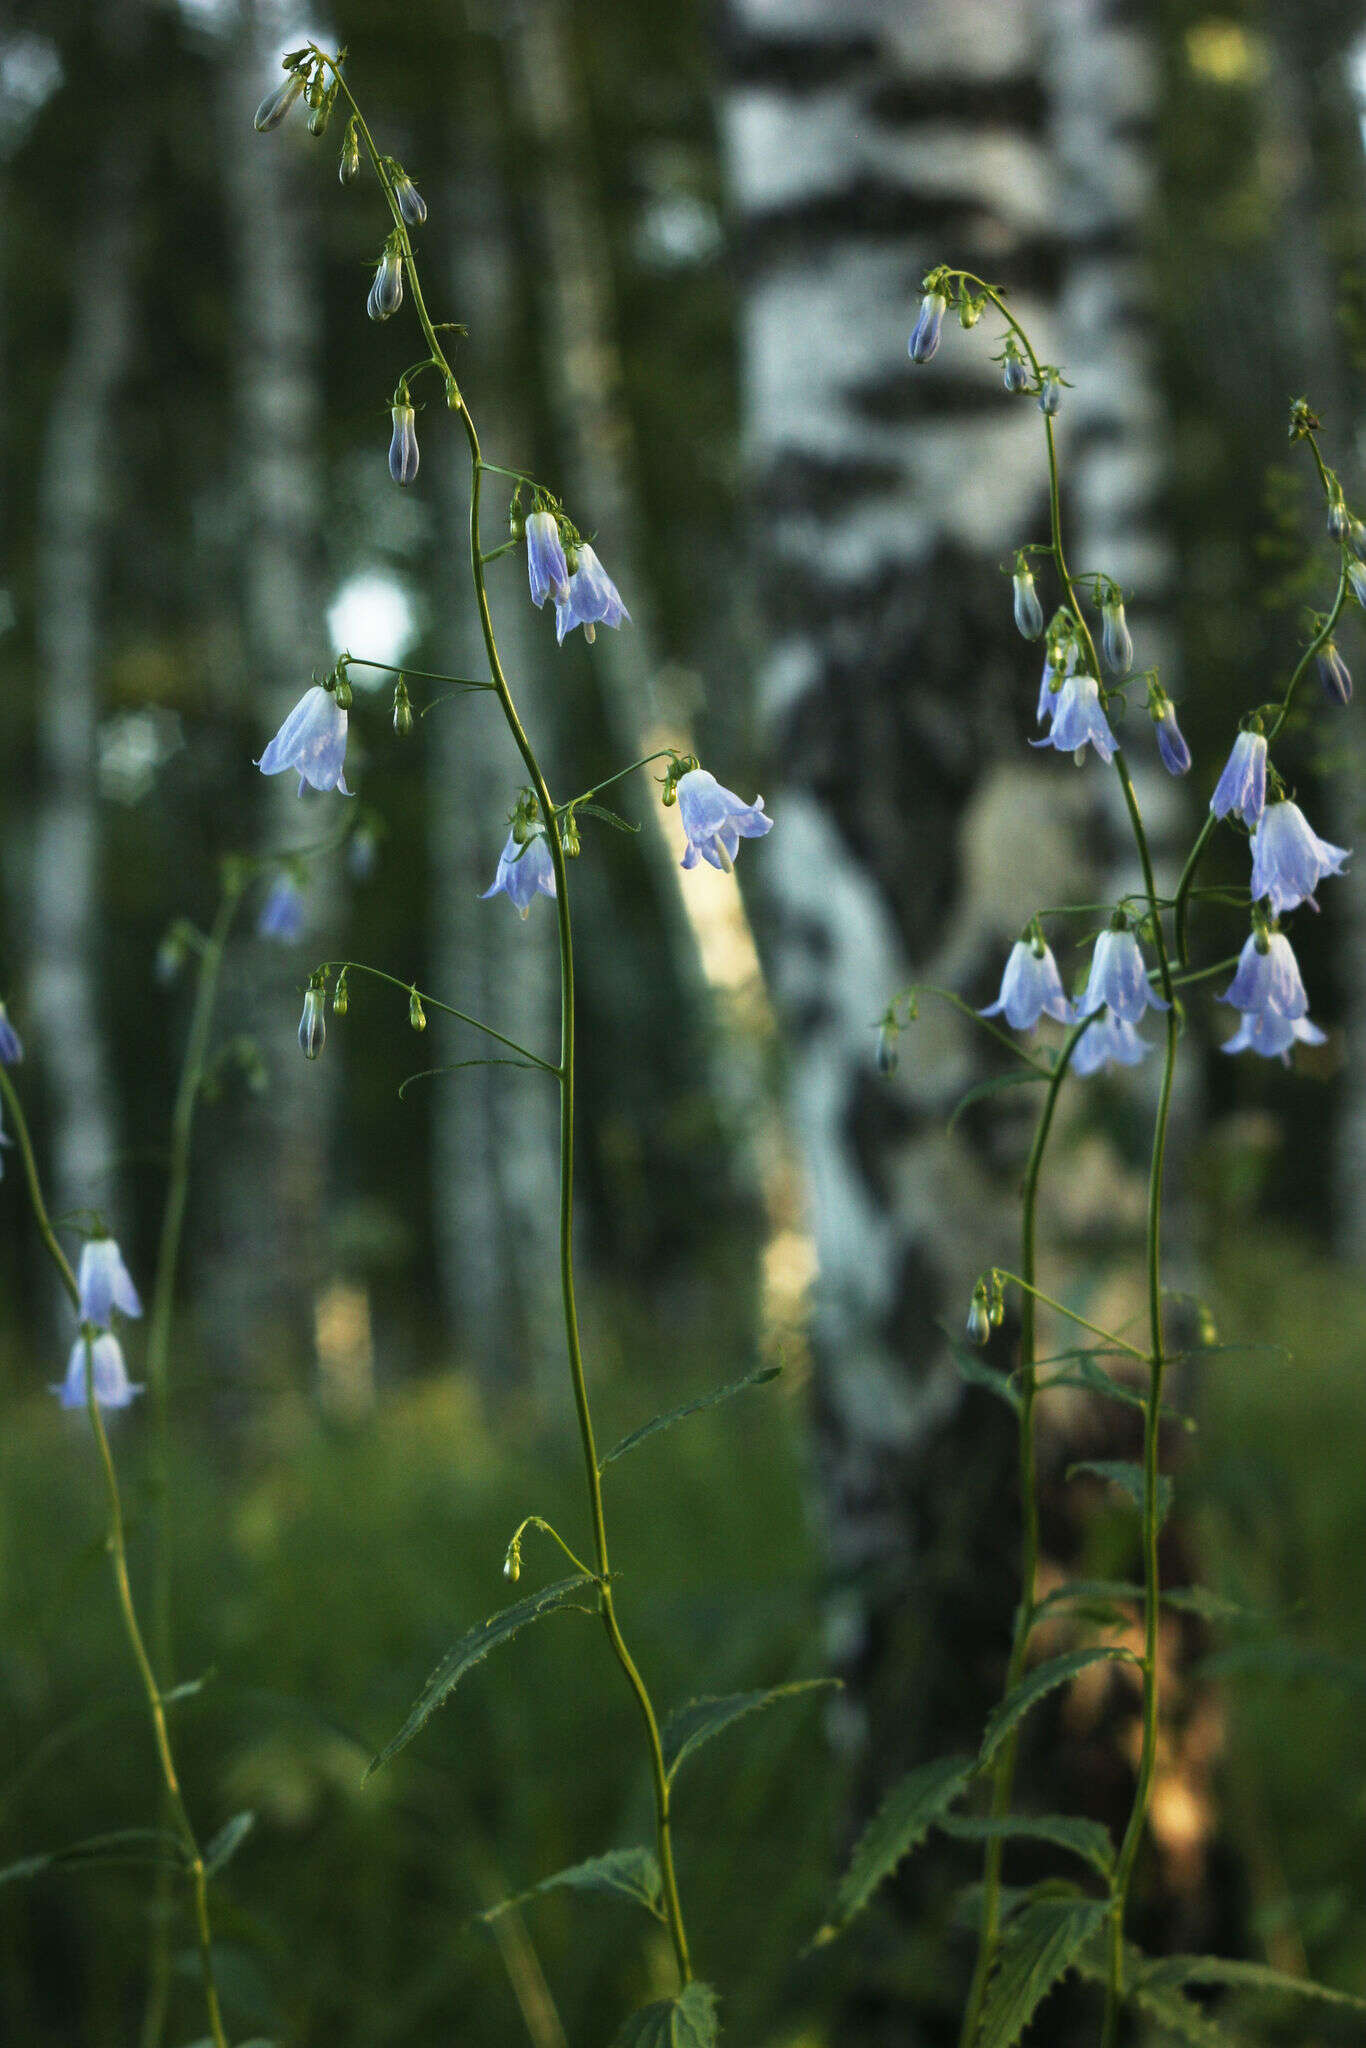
[662,1679,837,1784]
[204,1810,256,1877]
[1043,1354,1195,1432]
[610,1980,719,2048]
[599,1365,781,1471]
[940,1811,1114,1880]
[1073,1938,1233,2047]
[0,1827,186,1886]
[1138,1952,1366,2011]
[976,1898,1108,2048]
[945,1334,1023,1415]
[477,1847,665,1924]
[815,1753,974,1943]
[978,1649,1140,1768]
[1066,1459,1174,1529]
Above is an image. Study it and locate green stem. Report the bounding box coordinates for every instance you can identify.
[557,748,679,815]
[314,960,560,1074]
[313,50,694,1987]
[343,655,494,689]
[0,1074,228,2048]
[988,1271,1149,1364]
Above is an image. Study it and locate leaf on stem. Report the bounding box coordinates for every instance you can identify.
[365,1575,596,1778]
[814,1752,974,1943]
[943,1329,1022,1415]
[477,1847,664,1925]
[662,1679,838,1784]
[576,800,641,834]
[1042,1355,1194,1432]
[946,1066,1049,1135]
[978,1648,1140,1768]
[0,1827,188,1886]
[1066,1459,1174,1528]
[204,1810,256,1877]
[940,1810,1114,1879]
[610,1981,719,2048]
[1032,1578,1145,1622]
[976,1897,1109,2048]
[1138,1953,1366,2013]
[599,1365,781,1472]
[1073,1935,1235,2046]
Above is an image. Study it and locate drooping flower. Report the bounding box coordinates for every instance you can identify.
[299,985,327,1060]
[965,1289,991,1346]
[1221,1010,1327,1063]
[1218,931,1308,1022]
[1327,488,1350,540]
[257,685,351,796]
[1349,560,1366,610]
[339,121,361,183]
[53,1332,143,1412]
[257,874,306,944]
[254,72,305,133]
[1316,641,1352,707]
[1038,367,1063,417]
[482,826,557,917]
[1249,800,1350,915]
[525,510,571,609]
[1078,927,1170,1024]
[77,1237,143,1328]
[1153,699,1191,776]
[908,292,947,364]
[367,244,403,321]
[1101,594,1133,675]
[393,173,427,225]
[389,402,419,486]
[1036,642,1073,723]
[554,544,630,646]
[1030,673,1116,764]
[1070,1008,1152,1077]
[0,1092,10,1178]
[1209,729,1268,828]
[675,768,772,874]
[979,939,1073,1031]
[1013,567,1044,641]
[1002,340,1029,394]
[0,1001,23,1066]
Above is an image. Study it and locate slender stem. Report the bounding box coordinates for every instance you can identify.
[315,960,560,1074]
[0,1075,228,2048]
[312,51,694,1986]
[958,1014,1092,2048]
[888,981,1054,1074]
[557,748,679,815]
[988,1272,1150,1364]
[344,655,494,689]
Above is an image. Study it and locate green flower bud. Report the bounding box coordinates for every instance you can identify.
[339,119,361,184]
[409,987,427,1033]
[393,678,413,736]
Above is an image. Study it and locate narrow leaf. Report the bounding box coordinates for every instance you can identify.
[977,1898,1108,2048]
[611,1981,719,2048]
[945,1333,1022,1415]
[1032,1579,1144,1621]
[478,1847,663,1925]
[816,1752,974,1942]
[1067,1459,1174,1529]
[1044,1356,1194,1432]
[578,801,641,834]
[204,1811,255,1877]
[941,1811,1114,1878]
[663,1679,837,1783]
[366,1575,595,1778]
[978,1649,1139,1768]
[1140,1954,1366,2011]
[0,1828,186,1886]
[1162,1586,1270,1626]
[947,1066,1047,1134]
[1074,1938,1233,2047]
[600,1365,781,1471]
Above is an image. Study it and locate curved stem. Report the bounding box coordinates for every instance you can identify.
[988,1272,1149,1364]
[315,960,560,1074]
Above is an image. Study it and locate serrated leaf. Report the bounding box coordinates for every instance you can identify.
[944,1332,1022,1415]
[577,800,641,834]
[1140,1953,1366,2011]
[953,1878,1086,1931]
[978,1897,1108,2048]
[611,1980,718,2048]
[1043,1356,1194,1433]
[599,1365,781,1471]
[941,1811,1114,1878]
[816,1753,974,1943]
[1073,1938,1232,2047]
[366,1575,595,1778]
[1162,1586,1269,1627]
[1067,1459,1174,1528]
[1033,1578,1144,1620]
[662,1679,837,1783]
[204,1811,255,1877]
[478,1847,663,1925]
[0,1828,186,1886]
[978,1648,1139,1768]
[946,1066,1048,1134]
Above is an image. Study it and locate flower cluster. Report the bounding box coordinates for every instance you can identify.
[53,1236,144,1412]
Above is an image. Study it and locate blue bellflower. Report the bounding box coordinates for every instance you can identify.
[257,873,306,944]
[393,173,427,225]
[77,1237,143,1328]
[979,939,1073,1031]
[1038,368,1063,416]
[1222,1010,1326,1063]
[1101,596,1133,675]
[675,768,772,873]
[1316,642,1352,706]
[1154,700,1191,776]
[54,1331,143,1412]
[389,403,419,486]
[1209,729,1267,827]
[1002,341,1029,394]
[554,545,630,645]
[257,685,351,796]
[1071,1008,1151,1077]
[1218,931,1307,1022]
[525,510,571,609]
[908,291,947,363]
[1013,567,1044,640]
[1249,800,1350,915]
[1349,560,1366,610]
[1036,644,1073,723]
[0,1001,23,1066]
[1079,927,1170,1024]
[482,826,557,917]
[367,245,403,321]
[299,986,326,1060]
[0,1092,10,1179]
[1030,673,1116,764]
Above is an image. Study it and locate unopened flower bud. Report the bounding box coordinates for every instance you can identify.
[339,120,361,183]
[367,244,403,322]
[1002,339,1028,394]
[393,173,427,226]
[1013,565,1044,641]
[0,1001,24,1066]
[409,987,427,1032]
[1327,489,1350,540]
[876,1018,899,1076]
[1153,697,1192,775]
[333,669,353,711]
[1349,560,1366,610]
[333,967,349,1017]
[1038,367,1063,417]
[155,935,185,986]
[559,811,581,858]
[389,402,419,486]
[393,678,413,736]
[299,985,326,1061]
[1101,594,1133,674]
[1316,640,1352,706]
[966,1287,991,1348]
[307,96,332,139]
[908,291,947,364]
[958,293,984,329]
[255,72,305,133]
[1350,519,1366,563]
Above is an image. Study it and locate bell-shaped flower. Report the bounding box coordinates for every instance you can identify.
[1002,340,1029,394]
[1036,642,1074,723]
[1249,800,1349,915]
[554,544,630,645]
[1218,930,1308,1022]
[257,685,351,796]
[1079,926,1169,1024]
[675,768,772,873]
[299,985,327,1060]
[1327,489,1350,540]
[1038,367,1063,416]
[77,1237,143,1328]
[393,173,427,225]
[1209,729,1267,828]
[1013,567,1044,641]
[525,510,571,609]
[1221,1009,1326,1063]
[367,244,403,321]
[1071,1008,1151,1077]
[482,826,557,918]
[1030,673,1116,764]
[257,874,306,944]
[1101,595,1132,674]
[1349,561,1366,610]
[0,1001,23,1066]
[979,939,1073,1031]
[389,402,419,486]
[1316,641,1352,707]
[53,1331,143,1412]
[1154,699,1191,776]
[908,291,947,363]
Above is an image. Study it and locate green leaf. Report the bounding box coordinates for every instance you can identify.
[577,800,641,834]
[946,1066,1048,1134]
[662,1679,838,1783]
[204,1811,255,1877]
[1043,1356,1194,1432]
[1066,1459,1174,1528]
[940,1811,1114,1878]
[366,1575,596,1778]
[1162,1586,1270,1627]
[0,1828,186,1887]
[944,1332,1022,1415]
[1032,1579,1144,1621]
[978,1648,1139,1768]
[1139,1954,1366,2011]
[610,1981,719,2048]
[1073,1938,1233,2047]
[477,1848,664,1925]
[599,1365,781,1471]
[1197,1640,1366,1693]
[815,1752,974,1943]
[977,1897,1108,2048]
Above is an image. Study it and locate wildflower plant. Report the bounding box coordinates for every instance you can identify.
[850,266,1366,2045]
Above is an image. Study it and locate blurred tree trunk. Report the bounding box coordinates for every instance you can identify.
[724,0,1224,2012]
[29,0,145,1235]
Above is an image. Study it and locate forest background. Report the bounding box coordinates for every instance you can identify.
[3,0,1366,2044]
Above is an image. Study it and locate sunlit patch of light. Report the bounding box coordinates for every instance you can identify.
[327,570,417,678]
[315,1280,374,1419]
